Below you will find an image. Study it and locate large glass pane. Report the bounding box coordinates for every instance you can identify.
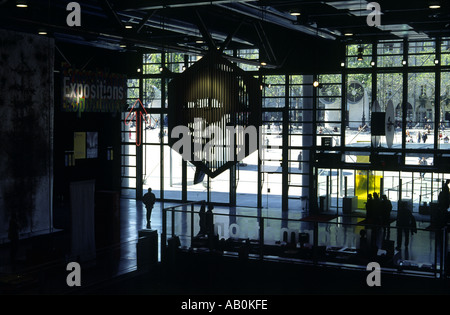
[317,74,342,148]
[164,146,182,201]
[406,72,435,149]
[439,71,450,149]
[376,72,403,148]
[442,38,450,66]
[236,151,258,207]
[143,53,162,74]
[345,73,372,148]
[144,144,161,198]
[143,78,162,108]
[408,41,436,67]
[377,40,403,67]
[263,75,285,108]
[346,43,372,68]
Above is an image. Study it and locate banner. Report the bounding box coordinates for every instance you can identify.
[62,63,127,116]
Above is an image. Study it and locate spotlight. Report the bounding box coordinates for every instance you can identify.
[340,62,345,67]
[16,0,28,8]
[290,9,301,16]
[429,1,441,9]
[124,23,133,29]
[344,32,353,36]
[159,66,164,72]
[313,81,320,88]
[38,30,47,35]
[402,59,407,66]
[435,58,439,65]
[371,60,376,66]
[260,61,267,66]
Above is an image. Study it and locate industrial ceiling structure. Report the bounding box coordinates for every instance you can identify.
[1,0,449,69]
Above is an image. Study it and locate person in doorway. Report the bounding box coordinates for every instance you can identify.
[396,201,417,250]
[197,201,207,236]
[143,188,156,228]
[380,194,392,240]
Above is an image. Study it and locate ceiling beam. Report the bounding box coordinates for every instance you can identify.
[117,0,256,11]
[218,18,245,53]
[100,0,125,30]
[194,9,217,50]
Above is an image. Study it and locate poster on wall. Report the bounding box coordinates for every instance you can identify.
[74,132,86,159]
[86,132,98,159]
[61,63,127,117]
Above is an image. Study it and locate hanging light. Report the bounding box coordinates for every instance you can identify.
[357,46,364,61]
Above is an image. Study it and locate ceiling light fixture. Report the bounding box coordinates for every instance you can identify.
[16,1,28,8]
[402,59,407,66]
[290,9,301,16]
[313,80,320,88]
[38,31,47,35]
[371,60,376,66]
[340,62,345,67]
[429,1,441,9]
[344,32,353,36]
[435,58,439,65]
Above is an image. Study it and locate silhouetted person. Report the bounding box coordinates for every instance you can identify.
[370,192,382,248]
[372,192,382,223]
[396,201,417,250]
[197,201,207,236]
[438,180,450,218]
[381,194,392,240]
[435,180,450,254]
[358,229,369,258]
[366,194,374,221]
[143,188,156,228]
[206,204,215,249]
[422,132,428,143]
[206,204,214,236]
[8,213,19,270]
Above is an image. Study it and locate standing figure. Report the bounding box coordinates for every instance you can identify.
[143,188,156,228]
[396,201,417,250]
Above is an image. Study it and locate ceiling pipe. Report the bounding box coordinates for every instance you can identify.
[214,2,337,40]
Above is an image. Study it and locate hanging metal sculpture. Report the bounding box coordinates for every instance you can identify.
[168,52,261,178]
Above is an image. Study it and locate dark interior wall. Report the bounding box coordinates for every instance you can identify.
[52,43,140,228]
[0,29,54,238]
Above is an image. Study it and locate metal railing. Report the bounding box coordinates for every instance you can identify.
[162,201,448,279]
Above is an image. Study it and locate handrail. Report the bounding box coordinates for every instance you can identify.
[161,203,447,278]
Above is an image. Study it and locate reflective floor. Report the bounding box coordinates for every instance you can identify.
[0,196,445,294]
